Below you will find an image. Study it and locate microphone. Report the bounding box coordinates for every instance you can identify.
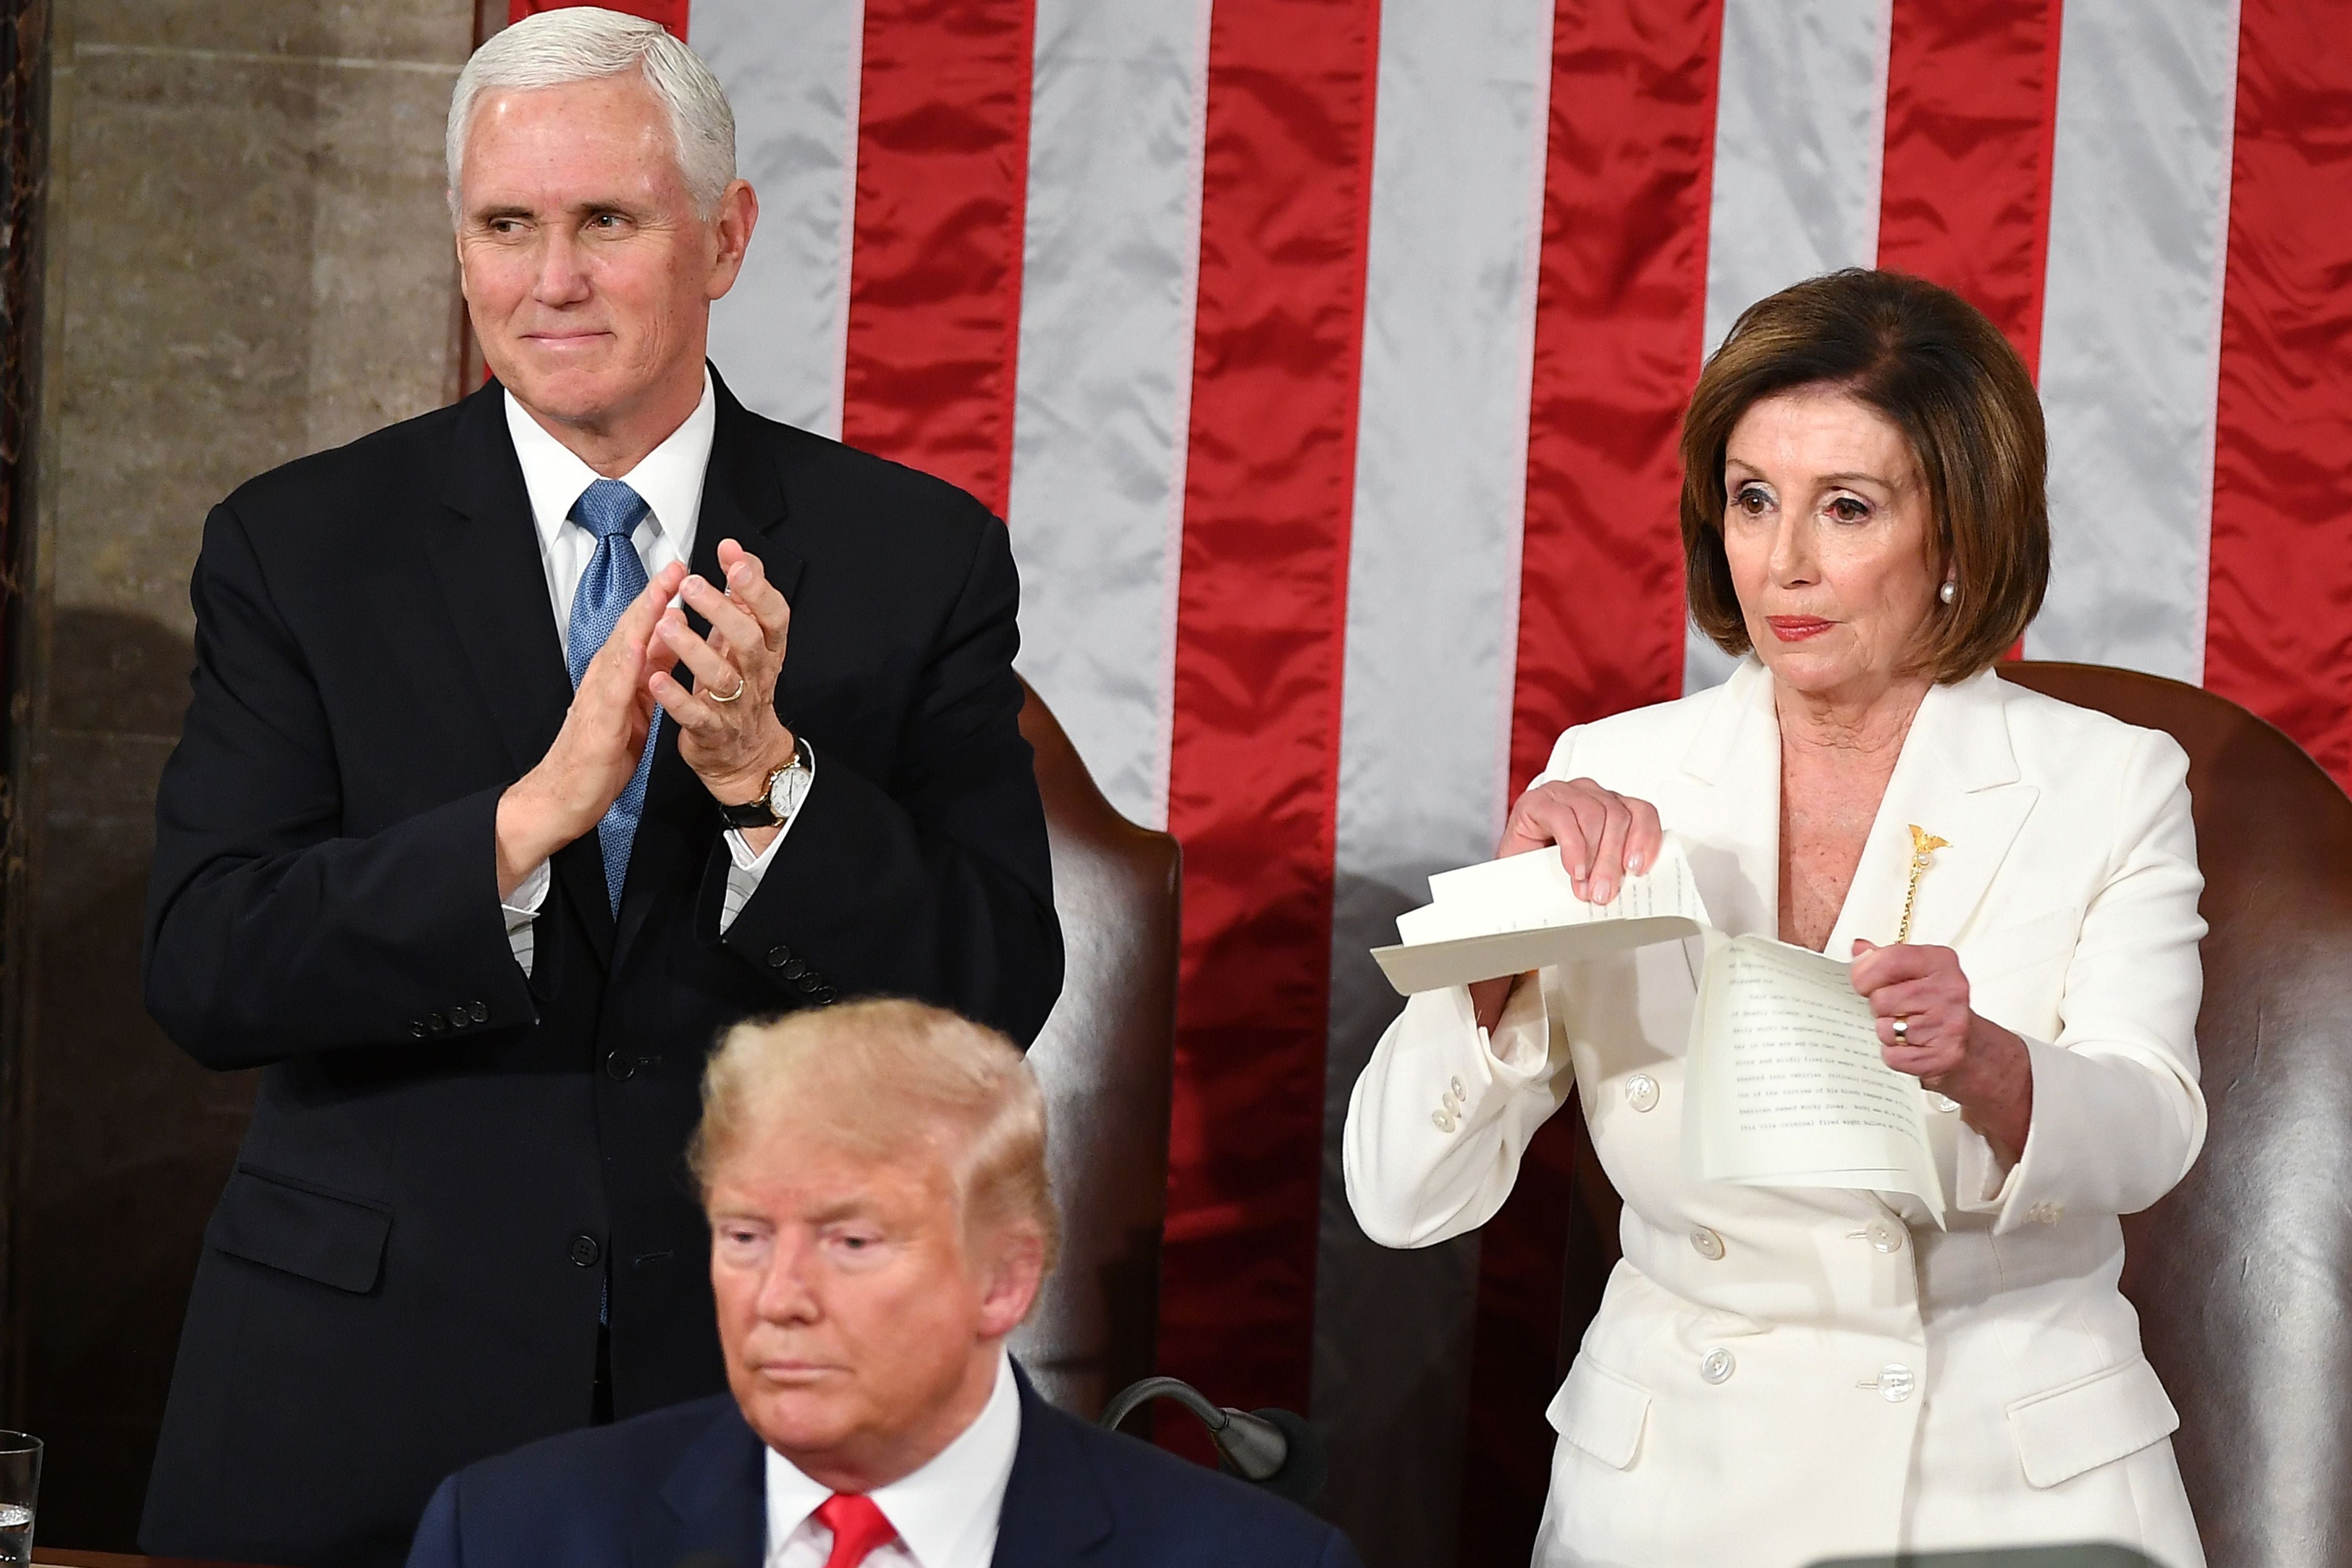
[1099,1376,1329,1507]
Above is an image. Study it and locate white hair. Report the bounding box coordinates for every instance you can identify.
[446,7,736,217]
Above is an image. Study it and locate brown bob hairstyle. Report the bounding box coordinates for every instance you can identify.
[1680,269,2050,683]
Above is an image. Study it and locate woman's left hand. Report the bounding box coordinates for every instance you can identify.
[1849,938,2034,1160]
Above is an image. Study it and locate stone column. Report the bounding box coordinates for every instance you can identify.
[8,0,475,1545]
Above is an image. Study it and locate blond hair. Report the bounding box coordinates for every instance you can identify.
[689,1000,1060,1278]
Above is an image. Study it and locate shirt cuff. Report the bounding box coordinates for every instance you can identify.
[718,743,814,931]
[501,860,551,924]
[501,860,550,978]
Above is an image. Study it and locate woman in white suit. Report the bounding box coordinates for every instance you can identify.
[1345,270,2206,1568]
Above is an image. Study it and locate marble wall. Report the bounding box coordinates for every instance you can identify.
[16,0,476,1544]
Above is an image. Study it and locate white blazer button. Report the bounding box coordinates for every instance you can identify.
[1866,1218,1906,1254]
[1432,1109,1458,1134]
[1624,1073,1659,1113]
[1700,1347,1735,1384]
[1449,1076,1466,1099]
[1689,1226,1725,1261]
[1878,1363,1916,1402]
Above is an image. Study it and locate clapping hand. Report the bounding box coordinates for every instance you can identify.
[648,539,796,838]
[494,561,685,898]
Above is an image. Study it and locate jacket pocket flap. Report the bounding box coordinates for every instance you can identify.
[2007,1356,2179,1488]
[1546,1357,1651,1470]
[210,1167,390,1294]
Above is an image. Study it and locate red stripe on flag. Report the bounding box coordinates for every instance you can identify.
[1157,0,1383,1427]
[509,0,688,37]
[1463,2,1724,1556]
[1875,0,2065,376]
[839,1,1036,517]
[2205,0,2352,789]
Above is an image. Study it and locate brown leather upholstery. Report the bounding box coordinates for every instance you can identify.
[1005,679,1182,1420]
[1557,662,2352,1566]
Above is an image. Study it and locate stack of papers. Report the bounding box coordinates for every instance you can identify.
[1373,837,1944,1224]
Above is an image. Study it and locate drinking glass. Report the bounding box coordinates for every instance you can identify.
[0,1431,38,1568]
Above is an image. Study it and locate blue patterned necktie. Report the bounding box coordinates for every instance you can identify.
[567,478,658,916]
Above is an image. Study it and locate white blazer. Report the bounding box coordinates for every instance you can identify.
[1345,659,2209,1568]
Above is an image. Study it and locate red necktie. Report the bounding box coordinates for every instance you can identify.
[814,1493,898,1568]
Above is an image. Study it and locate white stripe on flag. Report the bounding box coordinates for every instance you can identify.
[2028,0,2241,681]
[1310,4,1557,1562]
[1686,0,1894,694]
[696,0,866,438]
[1005,0,1214,829]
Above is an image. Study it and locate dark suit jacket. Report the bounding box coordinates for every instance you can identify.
[405,1367,1363,1568]
[138,372,1063,1567]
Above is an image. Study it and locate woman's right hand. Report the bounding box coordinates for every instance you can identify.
[1470,778,1665,1031]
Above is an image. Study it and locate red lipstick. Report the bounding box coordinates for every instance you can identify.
[1765,616,1835,642]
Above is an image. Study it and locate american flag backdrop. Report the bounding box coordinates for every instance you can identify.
[513,2,2350,1562]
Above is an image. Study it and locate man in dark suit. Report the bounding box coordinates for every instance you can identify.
[406,1000,1359,1568]
[139,12,1060,1566]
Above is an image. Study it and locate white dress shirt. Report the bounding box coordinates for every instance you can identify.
[496,374,807,974]
[763,1351,1021,1568]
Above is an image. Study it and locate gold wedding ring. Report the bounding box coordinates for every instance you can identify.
[707,674,747,704]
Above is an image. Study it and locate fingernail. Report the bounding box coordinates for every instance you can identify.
[1627,851,1645,874]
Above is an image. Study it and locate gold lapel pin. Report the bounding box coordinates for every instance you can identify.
[1896,824,1950,945]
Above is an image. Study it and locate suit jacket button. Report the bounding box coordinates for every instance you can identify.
[447,1007,470,1030]
[427,1011,448,1033]
[815,986,837,1005]
[1624,1074,1660,1113]
[797,975,822,995]
[1689,1226,1726,1261]
[408,1021,427,1039]
[469,1000,489,1023]
[1700,1347,1735,1384]
[604,1050,636,1082]
[781,958,808,979]
[765,944,792,968]
[569,1234,601,1268]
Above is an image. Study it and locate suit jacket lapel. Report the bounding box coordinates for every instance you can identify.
[1824,668,2039,958]
[1679,658,1784,940]
[645,1402,768,1568]
[613,370,805,964]
[990,1366,1115,1566]
[425,379,615,961]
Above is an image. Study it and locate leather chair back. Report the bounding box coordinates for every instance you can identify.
[1996,662,2352,1568]
[1557,663,2352,1567]
[1005,680,1182,1420]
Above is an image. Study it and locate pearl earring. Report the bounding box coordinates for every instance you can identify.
[1938,580,1957,605]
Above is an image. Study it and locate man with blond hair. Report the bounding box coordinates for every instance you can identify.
[141,9,1059,1563]
[407,1000,1362,1568]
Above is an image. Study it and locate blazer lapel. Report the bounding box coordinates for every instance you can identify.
[645,1402,768,1568]
[990,1366,1115,1566]
[613,370,805,964]
[425,379,615,962]
[1678,658,1784,940]
[1824,668,2040,958]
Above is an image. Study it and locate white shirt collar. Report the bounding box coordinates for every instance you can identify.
[502,368,717,563]
[763,1351,1023,1568]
